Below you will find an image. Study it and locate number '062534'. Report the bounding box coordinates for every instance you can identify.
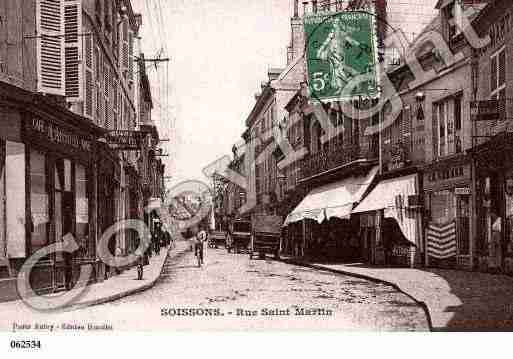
[10,340,41,349]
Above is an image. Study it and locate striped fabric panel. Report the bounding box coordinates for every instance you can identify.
[427,221,457,259]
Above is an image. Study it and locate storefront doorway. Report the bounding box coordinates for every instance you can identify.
[54,159,74,290]
[476,171,508,272]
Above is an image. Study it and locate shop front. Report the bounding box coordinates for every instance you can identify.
[471,133,513,275]
[284,166,378,261]
[125,163,142,255]
[0,84,105,298]
[96,143,121,280]
[0,111,100,294]
[353,173,423,267]
[423,155,472,270]
[24,114,99,292]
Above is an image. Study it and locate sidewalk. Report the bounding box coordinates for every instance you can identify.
[281,257,513,331]
[64,241,190,310]
[1,241,189,310]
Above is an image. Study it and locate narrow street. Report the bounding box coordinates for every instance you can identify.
[1,245,429,331]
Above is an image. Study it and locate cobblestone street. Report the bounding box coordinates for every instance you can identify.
[0,245,429,331]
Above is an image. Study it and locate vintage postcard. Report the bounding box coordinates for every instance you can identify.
[1,1,513,352]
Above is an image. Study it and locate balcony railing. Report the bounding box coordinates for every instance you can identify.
[301,142,378,180]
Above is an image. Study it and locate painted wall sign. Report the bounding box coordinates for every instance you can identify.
[424,163,470,191]
[470,100,503,121]
[28,117,92,152]
[455,187,471,195]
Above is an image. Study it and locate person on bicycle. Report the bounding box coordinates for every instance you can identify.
[195,226,207,265]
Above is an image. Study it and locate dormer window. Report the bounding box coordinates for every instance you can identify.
[95,0,102,27]
[440,0,464,41]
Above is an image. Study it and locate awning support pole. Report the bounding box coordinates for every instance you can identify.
[302,219,306,258]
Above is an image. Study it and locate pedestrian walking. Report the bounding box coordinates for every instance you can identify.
[135,248,144,280]
[195,226,207,266]
[115,245,122,275]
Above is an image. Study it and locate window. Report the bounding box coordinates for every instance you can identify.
[95,0,102,25]
[454,97,462,153]
[128,31,134,81]
[491,47,506,99]
[443,1,461,40]
[5,142,26,258]
[430,190,456,225]
[35,0,83,99]
[75,164,91,258]
[104,0,112,32]
[433,95,463,158]
[30,151,49,254]
[388,47,401,66]
[54,159,73,262]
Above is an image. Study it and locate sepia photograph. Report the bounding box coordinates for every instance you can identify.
[1,0,513,355]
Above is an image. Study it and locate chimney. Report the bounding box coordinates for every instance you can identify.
[268,68,283,81]
[287,46,294,65]
[294,0,299,18]
[312,0,318,13]
[134,13,142,28]
[319,0,331,12]
[290,7,305,62]
[302,1,309,15]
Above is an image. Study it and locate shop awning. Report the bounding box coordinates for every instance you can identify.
[353,174,419,245]
[284,166,378,226]
[147,198,162,211]
[353,174,418,214]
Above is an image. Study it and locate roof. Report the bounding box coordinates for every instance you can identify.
[388,1,488,76]
[245,83,274,128]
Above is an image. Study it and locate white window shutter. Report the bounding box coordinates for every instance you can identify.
[36,0,65,95]
[122,20,129,73]
[128,31,134,81]
[63,0,82,101]
[84,33,93,118]
[104,61,109,99]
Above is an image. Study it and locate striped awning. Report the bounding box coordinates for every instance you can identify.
[284,166,378,226]
[353,174,419,245]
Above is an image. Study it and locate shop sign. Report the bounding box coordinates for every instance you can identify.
[455,187,471,195]
[28,117,91,152]
[424,164,470,192]
[392,245,410,257]
[104,130,144,150]
[426,165,466,182]
[388,143,408,171]
[470,100,502,121]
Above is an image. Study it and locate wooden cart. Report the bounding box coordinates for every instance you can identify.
[250,215,282,260]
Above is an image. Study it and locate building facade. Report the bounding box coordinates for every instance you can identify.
[0,0,165,298]
[469,0,513,275]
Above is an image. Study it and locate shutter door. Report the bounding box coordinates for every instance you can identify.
[64,0,82,101]
[37,0,64,95]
